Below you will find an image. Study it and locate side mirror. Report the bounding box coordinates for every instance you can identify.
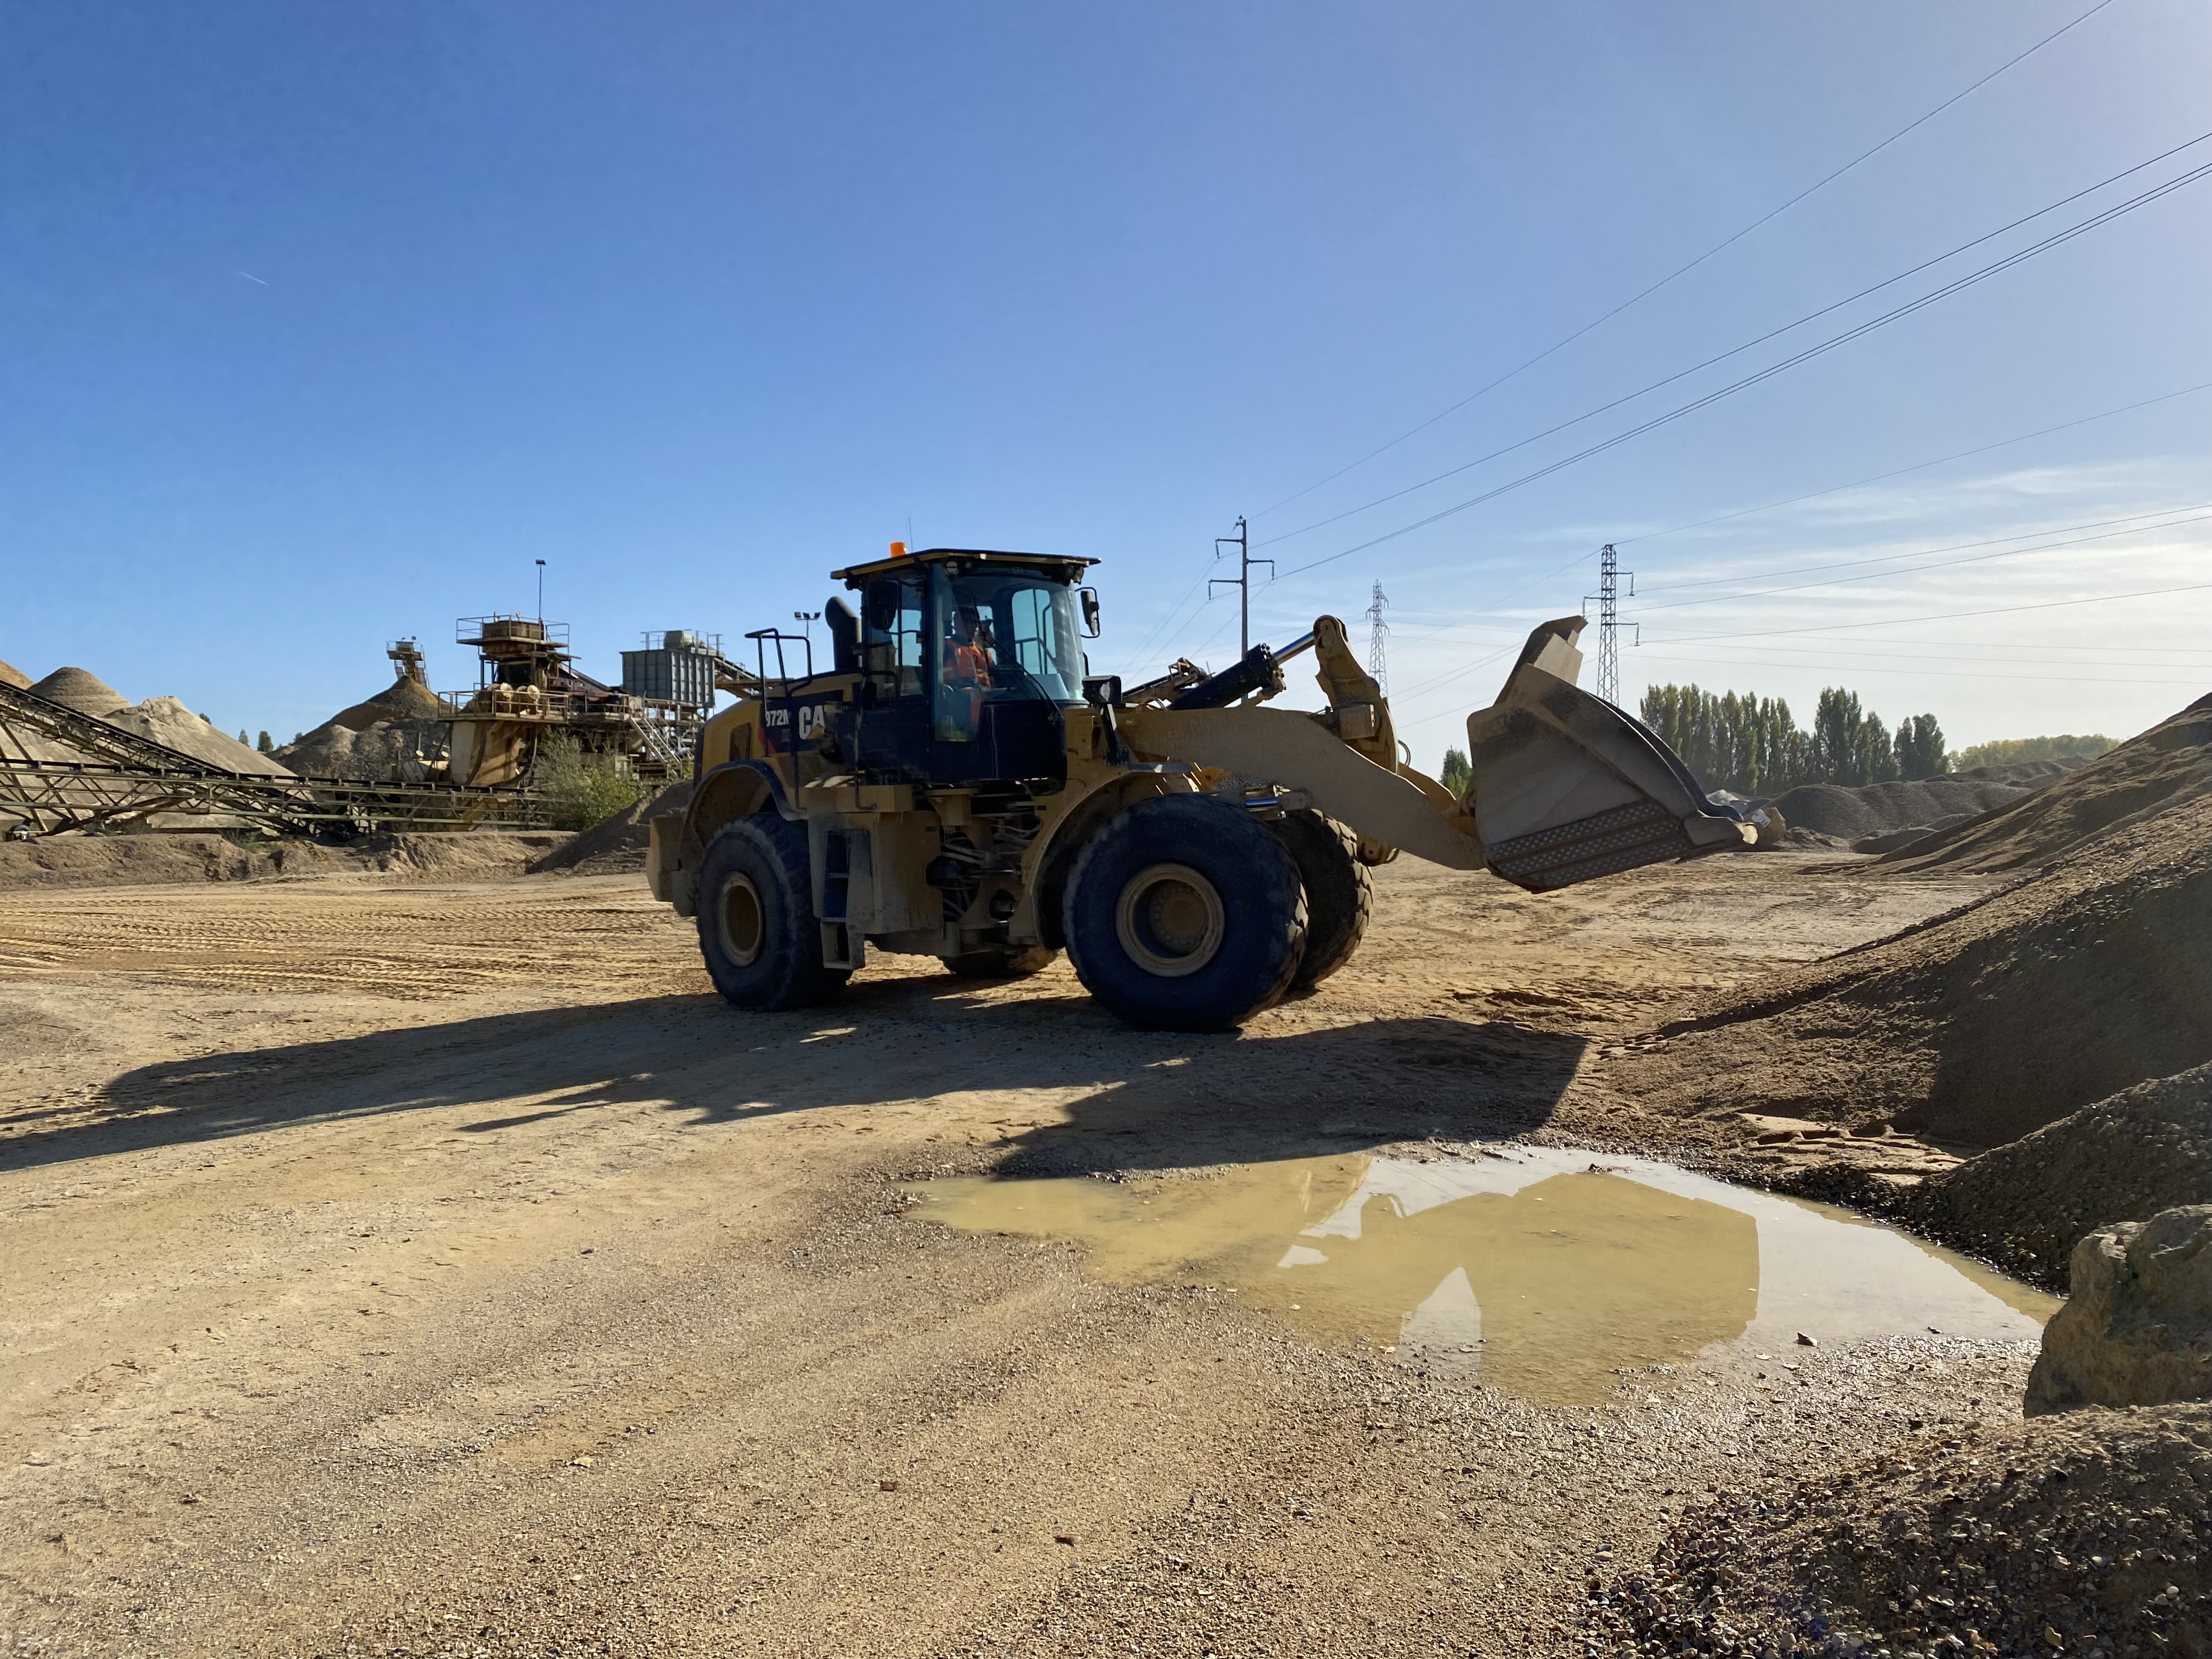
[1078,587,1102,639]
[863,580,900,633]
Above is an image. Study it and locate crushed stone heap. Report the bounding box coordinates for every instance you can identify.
[1765,773,2042,842]
[275,669,450,783]
[1883,692,2212,872]
[1615,695,2212,1151]
[28,665,130,717]
[20,668,290,777]
[278,718,448,783]
[1594,1402,2212,1656]
[1904,1062,2212,1286]
[528,780,693,874]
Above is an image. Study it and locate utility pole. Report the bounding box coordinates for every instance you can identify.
[1209,516,1272,657]
[1583,543,1637,708]
[1365,580,1390,693]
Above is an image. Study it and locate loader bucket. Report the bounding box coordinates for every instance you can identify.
[1463,617,1754,891]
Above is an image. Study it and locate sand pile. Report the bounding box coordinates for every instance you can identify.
[1593,1402,2212,1656]
[329,674,443,731]
[1767,774,2045,842]
[1881,693,2212,873]
[13,668,292,780]
[273,672,452,783]
[278,717,449,783]
[1902,1063,2212,1288]
[1615,785,2212,1149]
[105,696,292,776]
[529,779,693,874]
[0,658,29,691]
[29,665,131,716]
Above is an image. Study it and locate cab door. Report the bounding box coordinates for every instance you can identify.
[855,571,930,779]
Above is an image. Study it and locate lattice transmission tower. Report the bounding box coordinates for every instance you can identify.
[1365,581,1389,693]
[1583,544,1637,707]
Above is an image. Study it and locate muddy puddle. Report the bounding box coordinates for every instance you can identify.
[914,1148,2057,1404]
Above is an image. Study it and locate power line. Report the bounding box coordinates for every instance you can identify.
[1644,579,2212,645]
[1262,129,2212,557]
[1613,379,2212,548]
[1270,143,2212,584]
[1633,507,2212,613]
[1249,0,2121,521]
[1624,651,2208,689]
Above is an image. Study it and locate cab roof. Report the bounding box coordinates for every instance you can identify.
[831,546,1099,586]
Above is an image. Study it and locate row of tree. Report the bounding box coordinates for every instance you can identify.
[1635,684,1946,794]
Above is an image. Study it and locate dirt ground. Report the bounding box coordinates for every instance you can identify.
[1,852,2039,1658]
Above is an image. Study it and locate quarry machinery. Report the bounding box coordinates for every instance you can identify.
[644,544,1754,1031]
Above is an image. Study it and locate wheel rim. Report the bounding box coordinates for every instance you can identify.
[1114,862,1226,978]
[716,872,767,967]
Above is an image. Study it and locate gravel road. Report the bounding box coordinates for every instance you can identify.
[0,853,2033,1657]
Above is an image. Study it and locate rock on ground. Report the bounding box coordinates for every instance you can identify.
[2027,1206,2212,1415]
[1903,1063,2212,1286]
[1592,1401,2212,1656]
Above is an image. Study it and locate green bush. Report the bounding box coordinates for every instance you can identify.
[531,736,647,831]
[1439,746,1471,795]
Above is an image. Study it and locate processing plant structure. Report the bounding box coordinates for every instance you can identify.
[441,617,741,788]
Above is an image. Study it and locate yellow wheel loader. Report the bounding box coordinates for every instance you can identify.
[645,544,1753,1031]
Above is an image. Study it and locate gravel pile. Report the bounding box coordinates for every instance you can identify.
[1590,1402,2212,1657]
[0,656,29,690]
[1884,693,2212,873]
[276,716,449,782]
[1768,776,2042,842]
[1618,788,2212,1149]
[1904,1064,2212,1289]
[529,778,692,874]
[27,664,130,715]
[20,667,291,777]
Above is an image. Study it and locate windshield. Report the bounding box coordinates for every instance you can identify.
[939,568,1087,706]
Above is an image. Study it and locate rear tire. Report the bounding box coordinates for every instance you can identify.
[1062,794,1306,1032]
[943,946,1059,979]
[696,815,849,1011]
[1272,809,1370,991]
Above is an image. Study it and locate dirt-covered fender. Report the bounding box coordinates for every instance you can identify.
[650,760,797,916]
[1013,768,1194,949]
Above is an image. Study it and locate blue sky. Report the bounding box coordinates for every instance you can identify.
[5,1,2208,768]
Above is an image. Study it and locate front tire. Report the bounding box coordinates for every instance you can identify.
[695,815,848,1011]
[1062,794,1306,1031]
[1272,809,1371,991]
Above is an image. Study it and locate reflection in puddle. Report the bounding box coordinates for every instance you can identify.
[915,1148,2058,1405]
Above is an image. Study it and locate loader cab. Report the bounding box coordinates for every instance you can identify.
[832,546,1097,790]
